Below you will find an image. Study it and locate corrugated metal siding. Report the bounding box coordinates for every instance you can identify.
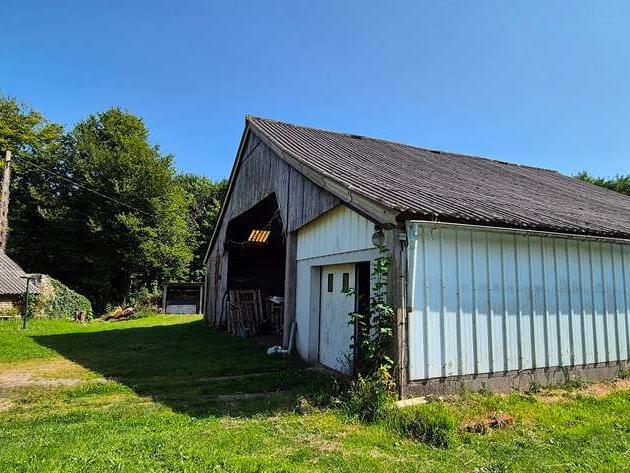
[407,222,630,381]
[297,205,375,261]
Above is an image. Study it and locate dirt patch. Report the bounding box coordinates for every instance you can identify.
[0,358,105,388]
[461,412,514,434]
[0,398,13,412]
[536,378,630,403]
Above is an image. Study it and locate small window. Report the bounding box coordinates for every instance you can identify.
[342,273,350,293]
[327,273,334,292]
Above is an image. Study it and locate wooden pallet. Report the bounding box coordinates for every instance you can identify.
[227,289,264,336]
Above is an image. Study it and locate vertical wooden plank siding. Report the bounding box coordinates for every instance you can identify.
[407,222,630,381]
[204,133,340,325]
[283,231,298,346]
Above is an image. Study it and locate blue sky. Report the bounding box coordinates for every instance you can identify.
[1,1,629,180]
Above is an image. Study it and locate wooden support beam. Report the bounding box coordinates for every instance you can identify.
[387,228,409,399]
[283,231,297,348]
[198,283,204,315]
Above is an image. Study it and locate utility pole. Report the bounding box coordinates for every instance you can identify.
[0,150,12,252]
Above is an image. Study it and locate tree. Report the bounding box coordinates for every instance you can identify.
[0,94,64,251]
[3,94,226,313]
[9,108,195,311]
[176,174,228,280]
[0,94,63,157]
[576,171,630,196]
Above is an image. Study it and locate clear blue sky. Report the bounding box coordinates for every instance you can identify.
[1,1,629,180]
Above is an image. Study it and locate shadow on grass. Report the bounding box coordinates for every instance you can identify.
[33,319,334,418]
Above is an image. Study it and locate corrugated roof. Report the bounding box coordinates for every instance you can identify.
[247,116,630,239]
[0,252,29,295]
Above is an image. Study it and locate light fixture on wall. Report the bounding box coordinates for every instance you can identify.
[372,226,385,247]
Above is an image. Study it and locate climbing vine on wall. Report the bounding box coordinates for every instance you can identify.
[344,244,397,421]
[23,277,93,320]
[348,245,395,377]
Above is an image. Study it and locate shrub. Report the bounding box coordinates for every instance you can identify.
[343,366,396,422]
[127,286,162,312]
[0,305,20,318]
[387,402,457,448]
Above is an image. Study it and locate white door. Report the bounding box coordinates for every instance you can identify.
[319,264,355,374]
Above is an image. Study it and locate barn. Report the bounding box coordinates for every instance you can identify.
[204,116,630,397]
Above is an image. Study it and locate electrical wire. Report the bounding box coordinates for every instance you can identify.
[11,154,153,217]
[223,208,283,248]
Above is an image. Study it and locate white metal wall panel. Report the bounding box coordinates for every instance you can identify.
[297,205,375,261]
[407,222,630,381]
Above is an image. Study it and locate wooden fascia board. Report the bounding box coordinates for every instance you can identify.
[247,121,399,228]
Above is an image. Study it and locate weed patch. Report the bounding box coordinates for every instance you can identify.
[387,403,457,448]
[342,368,396,422]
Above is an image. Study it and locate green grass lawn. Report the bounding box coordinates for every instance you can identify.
[1,315,629,472]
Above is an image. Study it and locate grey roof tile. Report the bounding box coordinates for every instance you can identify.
[0,252,29,295]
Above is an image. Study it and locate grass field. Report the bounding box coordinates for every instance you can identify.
[1,315,630,472]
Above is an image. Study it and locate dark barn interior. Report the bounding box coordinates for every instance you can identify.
[223,194,285,339]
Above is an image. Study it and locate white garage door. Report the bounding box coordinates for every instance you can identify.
[319,264,356,374]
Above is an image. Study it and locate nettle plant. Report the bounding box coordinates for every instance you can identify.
[344,245,396,421]
[348,245,395,379]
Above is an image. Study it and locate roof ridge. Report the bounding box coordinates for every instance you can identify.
[245,115,559,174]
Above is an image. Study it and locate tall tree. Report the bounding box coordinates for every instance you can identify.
[176,174,228,280]
[0,94,63,251]
[10,108,194,311]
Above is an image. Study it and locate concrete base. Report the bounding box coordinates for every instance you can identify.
[406,360,630,397]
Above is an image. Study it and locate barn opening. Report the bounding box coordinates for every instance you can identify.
[223,194,285,341]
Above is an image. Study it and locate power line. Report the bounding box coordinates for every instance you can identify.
[12,154,153,217]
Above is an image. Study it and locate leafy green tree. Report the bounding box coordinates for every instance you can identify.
[576,171,630,196]
[0,94,63,158]
[9,107,195,312]
[176,174,227,280]
[1,93,64,260]
[3,94,227,312]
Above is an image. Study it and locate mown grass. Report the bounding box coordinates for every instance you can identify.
[1,315,630,472]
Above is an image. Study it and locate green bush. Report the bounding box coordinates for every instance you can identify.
[343,367,396,422]
[0,305,20,318]
[387,403,457,448]
[28,277,93,320]
[127,286,162,311]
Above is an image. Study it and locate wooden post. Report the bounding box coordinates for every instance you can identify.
[283,231,297,348]
[198,283,204,315]
[162,284,168,313]
[0,150,12,252]
[387,228,409,399]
